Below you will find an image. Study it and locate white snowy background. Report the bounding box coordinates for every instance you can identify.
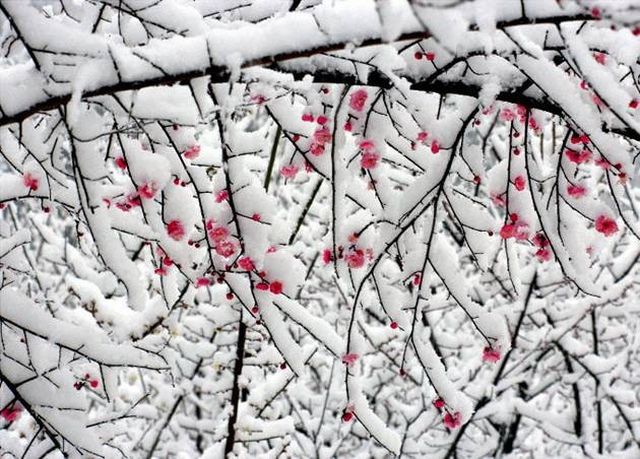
[1,0,640,457]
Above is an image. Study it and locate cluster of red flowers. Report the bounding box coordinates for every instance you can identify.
[482,346,502,363]
[204,219,238,259]
[595,215,618,237]
[567,183,587,199]
[358,139,380,170]
[255,279,284,294]
[167,219,186,241]
[310,125,332,156]
[341,353,359,366]
[73,373,99,391]
[182,144,201,160]
[414,50,436,61]
[532,232,552,262]
[22,172,39,192]
[280,164,299,178]
[154,246,175,276]
[499,214,529,241]
[0,404,22,422]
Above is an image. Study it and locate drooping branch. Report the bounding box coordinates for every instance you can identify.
[0,10,593,128]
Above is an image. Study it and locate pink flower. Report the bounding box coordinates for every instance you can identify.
[0,405,21,422]
[433,398,445,409]
[215,190,229,203]
[310,142,325,156]
[500,224,515,239]
[116,193,140,212]
[342,411,354,422]
[629,99,639,109]
[513,175,526,191]
[301,113,314,122]
[413,274,421,286]
[514,224,529,240]
[126,194,141,209]
[414,51,423,60]
[167,219,185,241]
[529,117,540,132]
[360,151,380,169]
[594,52,606,65]
[481,106,494,115]
[345,249,365,269]
[417,131,428,143]
[344,121,353,132]
[322,249,333,264]
[313,127,332,145]
[425,52,436,61]
[215,239,237,258]
[209,225,229,242]
[317,115,328,125]
[269,281,283,294]
[138,182,157,199]
[482,346,501,363]
[567,184,587,198]
[592,94,604,108]
[491,193,506,207]
[595,215,618,237]
[565,148,592,164]
[535,248,551,262]
[251,94,266,105]
[500,222,528,240]
[252,213,261,222]
[238,257,255,271]
[430,140,440,154]
[183,145,201,159]
[618,172,628,185]
[390,321,398,329]
[342,353,359,366]
[23,173,39,191]
[532,232,549,248]
[256,282,269,291]
[115,156,127,169]
[443,411,462,429]
[500,108,514,122]
[281,164,299,178]
[359,139,376,151]
[349,89,368,112]
[196,277,211,287]
[89,379,99,388]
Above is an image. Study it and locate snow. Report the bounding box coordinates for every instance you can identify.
[1,0,640,457]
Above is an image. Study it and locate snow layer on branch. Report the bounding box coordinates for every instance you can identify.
[347,374,401,454]
[0,288,167,369]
